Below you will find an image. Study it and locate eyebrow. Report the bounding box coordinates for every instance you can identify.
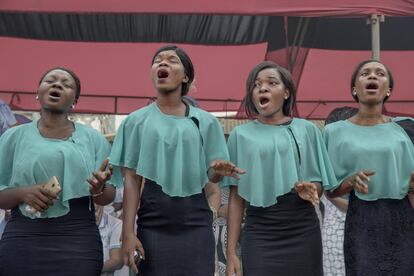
[256,76,280,81]
[44,75,72,82]
[155,54,180,59]
[362,66,386,71]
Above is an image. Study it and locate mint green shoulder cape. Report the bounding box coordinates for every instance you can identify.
[222,118,338,207]
[109,103,229,197]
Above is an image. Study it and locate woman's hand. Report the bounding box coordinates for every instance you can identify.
[348,170,375,194]
[22,184,57,212]
[226,254,242,276]
[88,159,112,195]
[295,182,320,207]
[208,160,245,182]
[122,233,145,273]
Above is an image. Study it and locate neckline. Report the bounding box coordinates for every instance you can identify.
[35,120,77,141]
[153,101,191,119]
[256,118,294,127]
[344,118,393,128]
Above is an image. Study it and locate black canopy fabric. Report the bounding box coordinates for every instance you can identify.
[0,13,274,45]
[2,12,413,51]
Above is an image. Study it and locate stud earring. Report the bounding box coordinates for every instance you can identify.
[352,87,357,96]
[386,89,391,97]
[36,95,39,100]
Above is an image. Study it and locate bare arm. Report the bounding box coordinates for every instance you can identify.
[102,248,124,272]
[204,182,221,212]
[326,170,375,198]
[0,186,54,211]
[122,168,144,273]
[93,184,116,206]
[122,168,141,239]
[0,187,27,209]
[324,193,348,213]
[225,186,244,276]
[325,176,354,198]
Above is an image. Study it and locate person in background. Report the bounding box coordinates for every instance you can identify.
[0,99,19,239]
[0,67,119,276]
[0,98,17,136]
[225,61,338,276]
[95,204,124,276]
[324,60,414,275]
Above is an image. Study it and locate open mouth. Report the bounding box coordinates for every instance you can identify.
[157,69,169,79]
[48,91,61,101]
[259,96,270,106]
[365,83,379,90]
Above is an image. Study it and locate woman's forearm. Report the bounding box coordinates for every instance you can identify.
[326,176,354,198]
[205,182,221,211]
[226,186,244,256]
[93,184,116,206]
[325,193,348,213]
[0,187,26,209]
[122,168,142,237]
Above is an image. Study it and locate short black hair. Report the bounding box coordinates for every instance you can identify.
[244,61,296,118]
[350,59,394,103]
[152,45,195,96]
[39,67,81,101]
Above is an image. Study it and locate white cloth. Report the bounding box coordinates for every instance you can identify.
[114,187,124,204]
[321,195,346,276]
[98,212,122,276]
[103,187,124,216]
[0,209,6,239]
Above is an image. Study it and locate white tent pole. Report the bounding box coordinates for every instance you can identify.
[368,14,385,61]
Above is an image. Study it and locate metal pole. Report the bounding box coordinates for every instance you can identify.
[367,14,385,61]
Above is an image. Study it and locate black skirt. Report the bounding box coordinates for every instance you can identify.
[0,197,103,276]
[136,179,214,276]
[241,191,323,276]
[344,191,414,276]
